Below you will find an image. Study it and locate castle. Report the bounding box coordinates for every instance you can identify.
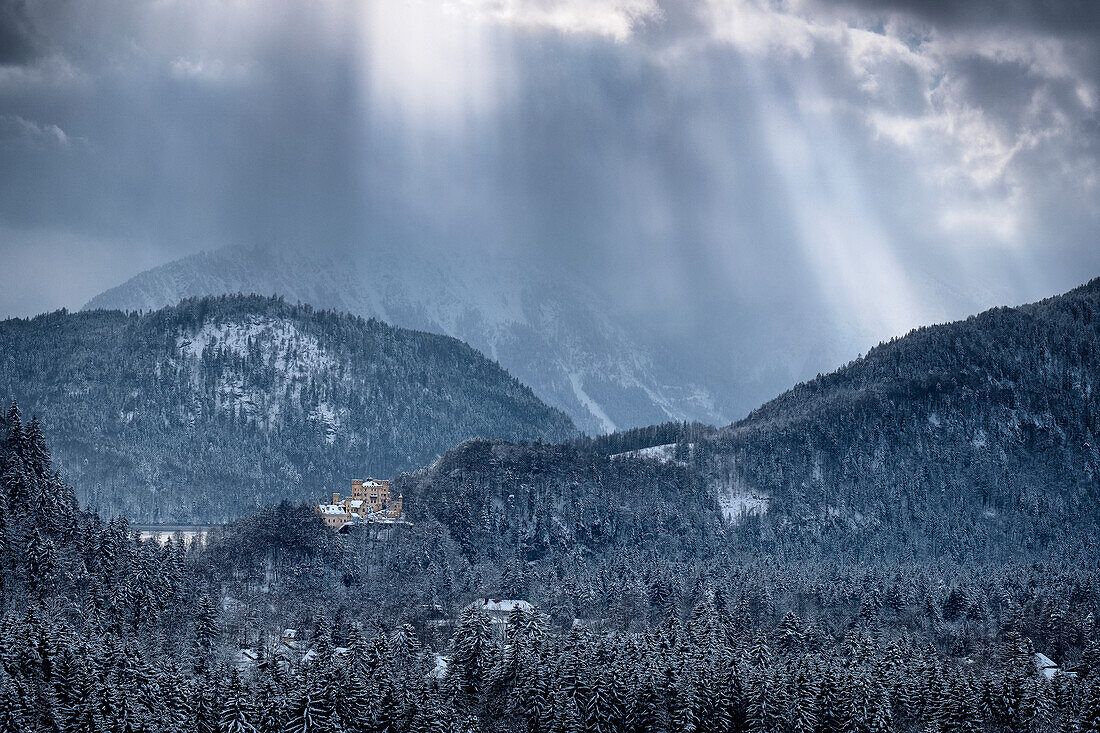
[316,478,403,530]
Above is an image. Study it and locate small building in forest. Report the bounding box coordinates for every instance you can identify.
[235,648,261,671]
[466,598,534,630]
[1036,652,1077,679]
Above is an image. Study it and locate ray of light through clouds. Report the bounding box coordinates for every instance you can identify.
[698,0,1099,325]
[1,0,1099,413]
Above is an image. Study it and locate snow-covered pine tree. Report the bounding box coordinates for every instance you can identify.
[787,666,818,733]
[285,682,332,733]
[1081,680,1100,733]
[449,605,494,709]
[193,594,219,675]
[219,671,259,733]
[552,690,584,733]
[815,665,844,733]
[777,611,805,655]
[0,674,26,733]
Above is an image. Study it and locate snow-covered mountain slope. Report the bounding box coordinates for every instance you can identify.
[688,276,1100,554]
[85,245,729,434]
[0,295,578,522]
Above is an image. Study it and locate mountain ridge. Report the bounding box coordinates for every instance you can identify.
[1,294,578,522]
[83,244,733,434]
[399,275,1100,564]
[695,273,1100,556]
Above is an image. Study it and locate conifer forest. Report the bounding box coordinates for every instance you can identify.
[4,384,1100,731]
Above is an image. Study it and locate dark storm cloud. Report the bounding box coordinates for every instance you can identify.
[0,0,39,65]
[831,0,1100,34]
[1,0,1099,397]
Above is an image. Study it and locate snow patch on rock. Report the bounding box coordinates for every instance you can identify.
[722,493,771,522]
[176,317,344,431]
[568,371,616,434]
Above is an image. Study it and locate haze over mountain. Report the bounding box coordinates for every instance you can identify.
[58,271,1100,546]
[9,0,1100,442]
[0,295,577,522]
[85,245,742,435]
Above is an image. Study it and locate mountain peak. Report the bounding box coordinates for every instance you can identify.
[83,245,733,434]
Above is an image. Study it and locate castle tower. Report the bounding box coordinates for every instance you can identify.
[350,478,396,516]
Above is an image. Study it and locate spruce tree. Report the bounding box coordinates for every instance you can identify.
[257,692,287,733]
[285,682,332,733]
[553,691,584,733]
[220,672,259,733]
[777,611,805,654]
[1026,678,1054,733]
[787,667,818,733]
[193,594,219,674]
[450,606,493,706]
[0,676,26,733]
[1081,680,1100,733]
[940,677,982,733]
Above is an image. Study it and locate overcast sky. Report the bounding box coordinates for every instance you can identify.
[2,0,1099,360]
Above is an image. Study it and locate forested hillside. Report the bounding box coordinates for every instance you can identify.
[0,295,577,522]
[84,244,734,434]
[692,276,1100,560]
[391,278,1100,565]
[398,438,723,567]
[3,408,1100,732]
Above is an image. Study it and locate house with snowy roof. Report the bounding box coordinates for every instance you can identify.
[466,598,534,633]
[235,648,262,671]
[1035,652,1077,679]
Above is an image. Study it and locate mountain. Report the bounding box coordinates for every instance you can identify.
[83,245,731,434]
[0,295,577,522]
[402,278,1100,563]
[694,275,1100,558]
